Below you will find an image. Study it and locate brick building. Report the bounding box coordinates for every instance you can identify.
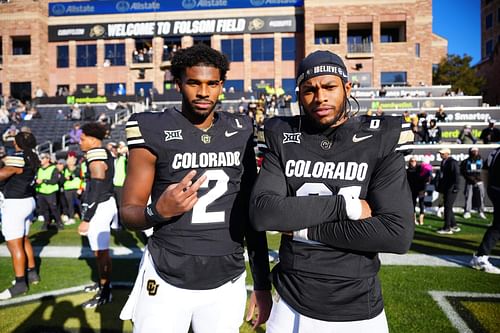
[0,0,447,101]
[477,0,500,106]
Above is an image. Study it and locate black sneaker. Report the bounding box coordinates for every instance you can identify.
[82,287,112,309]
[27,270,40,285]
[83,283,100,293]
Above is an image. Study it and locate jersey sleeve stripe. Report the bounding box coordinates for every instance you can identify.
[127,138,146,145]
[4,156,25,168]
[126,126,142,141]
[86,149,108,162]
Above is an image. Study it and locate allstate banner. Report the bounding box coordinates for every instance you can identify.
[49,0,304,16]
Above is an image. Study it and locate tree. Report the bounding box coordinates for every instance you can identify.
[433,54,485,96]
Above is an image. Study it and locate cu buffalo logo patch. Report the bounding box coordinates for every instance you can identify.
[147,279,159,296]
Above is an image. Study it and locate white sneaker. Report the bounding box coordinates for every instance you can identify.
[0,288,12,300]
[463,212,471,219]
[61,215,69,223]
[65,218,76,226]
[470,255,500,274]
[479,212,487,219]
[436,207,444,218]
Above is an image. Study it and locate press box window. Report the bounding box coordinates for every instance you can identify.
[380,21,406,43]
[282,37,296,61]
[251,38,274,61]
[105,43,125,66]
[314,24,339,45]
[12,36,30,55]
[381,71,407,86]
[221,39,243,62]
[57,45,69,68]
[77,44,97,67]
[486,40,493,57]
[485,14,493,30]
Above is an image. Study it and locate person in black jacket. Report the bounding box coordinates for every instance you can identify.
[406,156,432,225]
[250,50,414,332]
[470,147,500,274]
[436,148,461,234]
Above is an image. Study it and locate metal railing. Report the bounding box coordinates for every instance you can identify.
[35,140,53,155]
[348,42,373,53]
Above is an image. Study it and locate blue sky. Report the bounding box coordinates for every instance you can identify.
[433,0,481,64]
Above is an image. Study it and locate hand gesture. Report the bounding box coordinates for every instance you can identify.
[155,170,207,218]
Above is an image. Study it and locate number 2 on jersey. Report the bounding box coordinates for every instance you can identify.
[191,169,229,224]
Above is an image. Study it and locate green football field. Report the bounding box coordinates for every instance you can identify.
[0,213,499,333]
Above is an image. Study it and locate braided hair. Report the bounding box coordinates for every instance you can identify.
[14,131,40,169]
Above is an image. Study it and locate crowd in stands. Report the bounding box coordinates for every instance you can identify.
[398,104,500,144]
[132,47,153,64]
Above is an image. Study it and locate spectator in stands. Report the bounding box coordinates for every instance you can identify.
[460,147,486,220]
[116,84,126,96]
[20,126,31,134]
[457,124,477,144]
[2,125,19,155]
[36,153,64,231]
[470,146,500,274]
[55,109,66,121]
[26,106,41,120]
[480,119,500,144]
[68,123,82,146]
[436,148,461,234]
[402,110,412,123]
[410,115,425,143]
[97,113,111,139]
[82,103,96,121]
[425,119,441,144]
[435,104,447,122]
[70,103,81,121]
[0,105,10,124]
[407,156,433,225]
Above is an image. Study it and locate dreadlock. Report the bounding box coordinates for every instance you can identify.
[14,131,40,169]
[170,44,229,82]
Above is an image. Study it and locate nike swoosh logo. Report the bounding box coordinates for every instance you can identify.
[352,134,373,143]
[225,131,238,137]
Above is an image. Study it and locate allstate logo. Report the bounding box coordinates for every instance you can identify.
[182,0,197,9]
[52,4,66,16]
[250,0,266,6]
[116,1,130,12]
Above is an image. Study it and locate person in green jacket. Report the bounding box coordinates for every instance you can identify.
[62,151,83,225]
[36,153,64,231]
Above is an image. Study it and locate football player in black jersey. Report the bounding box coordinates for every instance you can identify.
[78,122,118,308]
[250,51,414,332]
[0,132,40,300]
[119,44,272,332]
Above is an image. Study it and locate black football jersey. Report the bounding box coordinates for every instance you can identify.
[250,115,414,321]
[126,108,268,290]
[83,148,115,203]
[3,152,36,199]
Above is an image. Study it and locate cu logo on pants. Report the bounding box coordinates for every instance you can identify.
[147,279,159,296]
